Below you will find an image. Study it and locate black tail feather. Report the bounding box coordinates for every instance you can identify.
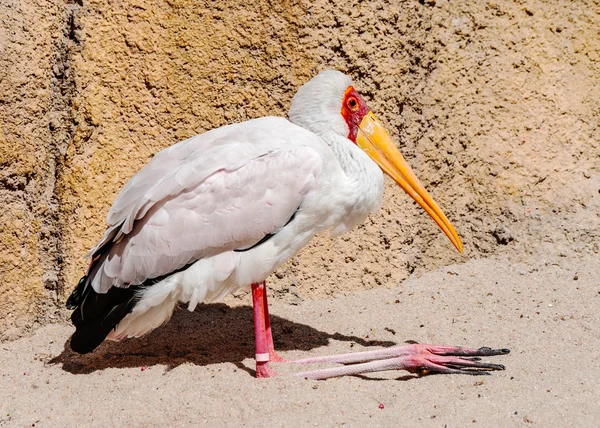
[66,256,193,354]
[67,277,141,354]
[66,275,88,310]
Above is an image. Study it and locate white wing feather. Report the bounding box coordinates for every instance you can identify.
[88,117,326,293]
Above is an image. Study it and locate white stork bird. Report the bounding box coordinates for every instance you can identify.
[67,70,508,379]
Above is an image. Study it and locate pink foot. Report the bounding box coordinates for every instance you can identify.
[256,361,279,378]
[292,344,509,380]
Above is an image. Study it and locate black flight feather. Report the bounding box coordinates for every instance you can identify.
[67,206,300,354]
[68,282,141,354]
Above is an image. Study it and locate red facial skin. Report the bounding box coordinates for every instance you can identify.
[340,86,371,143]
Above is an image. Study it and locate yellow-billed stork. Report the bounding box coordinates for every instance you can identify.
[67,70,508,378]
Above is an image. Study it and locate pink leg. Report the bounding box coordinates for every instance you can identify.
[251,284,508,380]
[262,284,285,362]
[293,344,509,380]
[252,282,278,378]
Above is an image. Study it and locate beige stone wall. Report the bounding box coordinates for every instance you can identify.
[0,0,73,338]
[2,0,599,338]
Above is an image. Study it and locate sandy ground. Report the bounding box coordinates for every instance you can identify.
[1,253,598,427]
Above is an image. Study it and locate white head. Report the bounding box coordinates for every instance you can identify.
[287,70,464,253]
[289,70,354,139]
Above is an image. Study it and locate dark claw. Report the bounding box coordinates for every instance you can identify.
[423,366,497,376]
[420,351,507,376]
[459,370,492,376]
[433,346,511,357]
[420,366,493,376]
[476,347,511,356]
[448,363,506,371]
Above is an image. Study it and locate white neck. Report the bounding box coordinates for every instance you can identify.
[287,70,385,235]
[321,131,385,236]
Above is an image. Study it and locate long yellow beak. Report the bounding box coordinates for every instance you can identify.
[356,112,463,253]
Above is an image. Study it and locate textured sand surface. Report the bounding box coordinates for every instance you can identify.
[1,254,599,427]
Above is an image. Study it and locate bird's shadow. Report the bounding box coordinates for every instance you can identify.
[49,303,397,375]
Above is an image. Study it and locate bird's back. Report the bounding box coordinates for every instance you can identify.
[67,116,343,353]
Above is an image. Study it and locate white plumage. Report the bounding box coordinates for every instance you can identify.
[68,70,485,380]
[83,71,384,340]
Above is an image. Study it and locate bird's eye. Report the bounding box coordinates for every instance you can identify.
[347,96,359,110]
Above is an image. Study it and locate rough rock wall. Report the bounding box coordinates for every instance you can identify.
[0,0,81,338]
[1,0,599,338]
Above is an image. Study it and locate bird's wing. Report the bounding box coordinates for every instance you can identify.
[86,117,327,293]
